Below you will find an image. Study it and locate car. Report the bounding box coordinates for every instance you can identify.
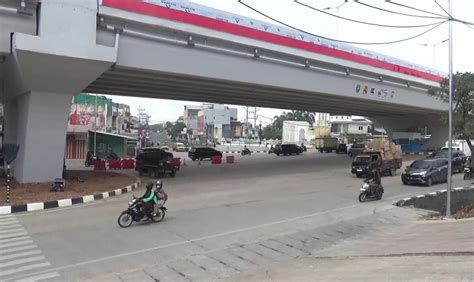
[348,143,366,158]
[401,158,448,186]
[188,147,222,161]
[428,150,466,173]
[274,144,303,156]
[174,143,188,152]
[336,143,347,154]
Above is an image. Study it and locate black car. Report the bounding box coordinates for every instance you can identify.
[428,150,466,173]
[135,148,176,178]
[348,143,366,158]
[336,143,347,154]
[401,158,448,186]
[188,147,222,161]
[274,144,303,156]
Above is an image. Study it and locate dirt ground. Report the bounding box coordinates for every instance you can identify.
[454,204,474,219]
[0,170,137,205]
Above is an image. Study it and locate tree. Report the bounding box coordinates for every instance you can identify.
[262,125,282,140]
[165,122,186,141]
[430,72,474,153]
[150,123,165,133]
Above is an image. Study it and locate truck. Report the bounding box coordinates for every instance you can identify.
[314,137,345,153]
[351,150,402,178]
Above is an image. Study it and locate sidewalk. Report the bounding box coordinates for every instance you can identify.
[230,215,474,281]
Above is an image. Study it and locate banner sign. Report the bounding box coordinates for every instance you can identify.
[102,0,444,83]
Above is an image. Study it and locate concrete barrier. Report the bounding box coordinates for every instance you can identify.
[395,187,474,215]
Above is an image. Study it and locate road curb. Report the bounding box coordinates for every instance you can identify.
[394,186,474,207]
[0,177,142,215]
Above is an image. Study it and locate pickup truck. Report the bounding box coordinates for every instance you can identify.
[351,150,402,178]
[135,148,180,178]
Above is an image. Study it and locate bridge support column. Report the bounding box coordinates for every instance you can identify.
[4,92,73,183]
[371,115,447,150]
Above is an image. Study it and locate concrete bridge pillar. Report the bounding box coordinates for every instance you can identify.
[1,0,117,183]
[4,92,73,183]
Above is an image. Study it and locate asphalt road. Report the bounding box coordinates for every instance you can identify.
[1,151,469,281]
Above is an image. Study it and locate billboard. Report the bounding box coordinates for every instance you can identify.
[67,94,111,133]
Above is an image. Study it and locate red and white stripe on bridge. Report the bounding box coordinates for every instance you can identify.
[102,0,444,83]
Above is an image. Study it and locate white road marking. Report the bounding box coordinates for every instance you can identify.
[0,228,24,234]
[0,255,45,269]
[0,219,18,225]
[0,262,51,277]
[0,239,34,249]
[0,236,30,244]
[0,250,42,262]
[1,244,37,254]
[17,271,60,282]
[0,223,21,229]
[0,231,28,240]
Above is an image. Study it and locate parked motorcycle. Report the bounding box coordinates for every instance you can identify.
[358,180,384,202]
[464,167,473,180]
[117,196,167,228]
[241,148,252,156]
[84,151,96,167]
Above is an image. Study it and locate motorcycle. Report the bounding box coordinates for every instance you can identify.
[117,196,167,228]
[358,180,384,202]
[241,148,252,156]
[300,144,307,152]
[84,152,97,167]
[464,167,473,180]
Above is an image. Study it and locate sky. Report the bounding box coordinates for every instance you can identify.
[106,0,474,125]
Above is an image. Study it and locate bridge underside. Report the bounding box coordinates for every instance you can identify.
[86,67,441,119]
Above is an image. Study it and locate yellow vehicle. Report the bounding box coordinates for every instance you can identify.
[174,143,187,152]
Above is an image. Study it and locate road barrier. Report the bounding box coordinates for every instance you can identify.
[94,160,107,171]
[226,155,234,164]
[211,156,222,164]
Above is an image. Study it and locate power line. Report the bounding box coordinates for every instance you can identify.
[434,0,451,18]
[385,1,447,18]
[354,1,446,20]
[295,0,443,29]
[238,0,448,45]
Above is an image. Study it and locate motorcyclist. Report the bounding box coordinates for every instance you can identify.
[154,180,168,212]
[365,163,381,194]
[140,182,158,218]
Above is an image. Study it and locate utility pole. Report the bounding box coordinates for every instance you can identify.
[446,0,453,218]
[93,93,98,157]
[137,106,146,150]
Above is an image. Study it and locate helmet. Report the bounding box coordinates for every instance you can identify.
[145,182,153,190]
[155,180,163,189]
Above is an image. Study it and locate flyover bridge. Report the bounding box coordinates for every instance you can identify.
[0,0,447,182]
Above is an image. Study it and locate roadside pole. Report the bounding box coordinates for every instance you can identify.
[446,0,453,218]
[93,93,98,157]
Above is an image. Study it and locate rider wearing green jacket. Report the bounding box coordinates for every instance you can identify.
[141,182,157,217]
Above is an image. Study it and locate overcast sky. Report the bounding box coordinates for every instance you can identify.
[106,0,474,125]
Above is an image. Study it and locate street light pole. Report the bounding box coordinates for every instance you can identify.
[446,0,453,218]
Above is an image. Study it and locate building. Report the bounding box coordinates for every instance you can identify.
[282,121,314,143]
[183,105,202,137]
[186,104,238,143]
[330,116,372,136]
[65,94,136,160]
